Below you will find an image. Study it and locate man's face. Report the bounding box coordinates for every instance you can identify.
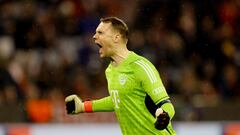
[93,22,116,58]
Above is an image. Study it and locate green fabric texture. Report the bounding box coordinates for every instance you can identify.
[92,96,114,112]
[92,52,176,135]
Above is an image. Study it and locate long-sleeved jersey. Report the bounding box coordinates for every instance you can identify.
[92,52,176,135]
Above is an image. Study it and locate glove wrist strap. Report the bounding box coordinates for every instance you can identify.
[84,101,93,113]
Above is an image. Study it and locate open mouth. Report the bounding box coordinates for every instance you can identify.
[96,43,102,48]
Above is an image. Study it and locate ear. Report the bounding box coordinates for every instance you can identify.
[113,34,121,43]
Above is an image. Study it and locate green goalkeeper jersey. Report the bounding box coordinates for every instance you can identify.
[93,52,176,135]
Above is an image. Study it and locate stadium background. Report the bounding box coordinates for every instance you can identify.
[0,0,240,134]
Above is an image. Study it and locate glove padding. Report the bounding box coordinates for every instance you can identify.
[65,94,84,114]
[154,108,170,130]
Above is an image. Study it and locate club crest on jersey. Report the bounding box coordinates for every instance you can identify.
[119,74,127,85]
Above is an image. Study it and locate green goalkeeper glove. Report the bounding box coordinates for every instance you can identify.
[154,108,170,130]
[65,95,84,114]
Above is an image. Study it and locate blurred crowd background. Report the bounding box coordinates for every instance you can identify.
[0,0,240,123]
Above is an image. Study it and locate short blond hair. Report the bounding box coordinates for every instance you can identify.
[100,17,129,40]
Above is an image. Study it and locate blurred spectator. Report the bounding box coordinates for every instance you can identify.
[0,0,240,122]
[0,36,26,122]
[218,63,240,100]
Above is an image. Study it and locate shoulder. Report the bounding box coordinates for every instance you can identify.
[131,54,157,73]
[132,58,157,76]
[131,53,156,71]
[130,53,160,83]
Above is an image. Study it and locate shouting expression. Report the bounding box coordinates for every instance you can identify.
[93,22,118,58]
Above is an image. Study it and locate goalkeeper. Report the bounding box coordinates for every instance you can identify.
[65,17,176,135]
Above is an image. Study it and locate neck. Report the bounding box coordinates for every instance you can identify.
[111,46,130,67]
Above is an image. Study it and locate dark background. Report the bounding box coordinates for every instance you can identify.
[0,0,240,123]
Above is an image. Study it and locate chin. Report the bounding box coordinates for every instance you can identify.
[99,54,105,58]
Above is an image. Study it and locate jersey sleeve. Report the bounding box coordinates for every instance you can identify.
[134,59,169,104]
[92,96,114,112]
[161,102,175,119]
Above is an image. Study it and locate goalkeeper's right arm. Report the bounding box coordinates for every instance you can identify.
[65,95,114,114]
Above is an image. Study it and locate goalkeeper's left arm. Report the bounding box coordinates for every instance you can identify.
[65,95,114,114]
[133,60,175,130]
